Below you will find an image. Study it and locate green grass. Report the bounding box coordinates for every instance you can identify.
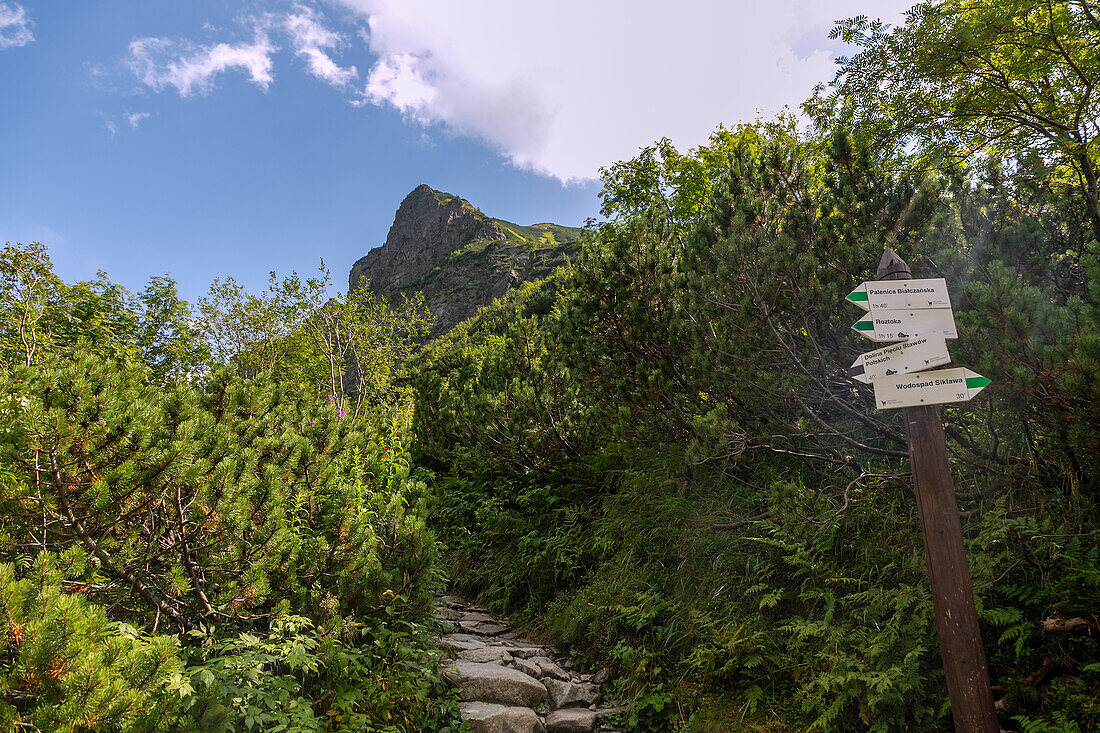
[493,219,585,249]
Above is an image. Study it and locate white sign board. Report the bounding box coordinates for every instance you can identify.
[872,367,991,409]
[852,308,957,342]
[849,334,952,384]
[847,278,952,311]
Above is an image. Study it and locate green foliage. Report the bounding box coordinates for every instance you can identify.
[194,263,430,414]
[1,242,209,378]
[0,252,462,731]
[415,118,1100,729]
[179,613,463,733]
[0,551,184,732]
[810,0,1100,238]
[0,349,438,629]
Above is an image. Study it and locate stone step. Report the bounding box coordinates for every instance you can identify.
[444,661,548,708]
[543,678,601,710]
[436,594,626,732]
[546,708,598,733]
[460,701,546,733]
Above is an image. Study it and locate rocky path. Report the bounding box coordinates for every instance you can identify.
[436,595,625,733]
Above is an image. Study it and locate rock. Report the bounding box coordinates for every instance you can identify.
[512,657,541,678]
[592,668,610,685]
[347,185,581,339]
[474,622,510,636]
[457,618,511,636]
[444,661,548,708]
[440,635,489,654]
[461,611,499,625]
[543,679,601,710]
[545,708,598,733]
[460,701,546,733]
[532,658,571,682]
[459,647,515,664]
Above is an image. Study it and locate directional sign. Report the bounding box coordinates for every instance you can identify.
[846,278,952,311]
[851,308,957,342]
[872,367,991,409]
[849,333,951,383]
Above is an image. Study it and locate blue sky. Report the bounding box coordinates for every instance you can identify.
[0,0,910,303]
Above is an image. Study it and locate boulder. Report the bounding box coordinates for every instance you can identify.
[531,657,571,682]
[512,657,541,678]
[545,708,598,733]
[504,645,544,659]
[458,619,511,636]
[445,661,548,708]
[459,647,515,664]
[543,679,601,710]
[440,637,488,654]
[460,701,546,733]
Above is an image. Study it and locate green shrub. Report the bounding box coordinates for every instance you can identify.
[0,551,184,732]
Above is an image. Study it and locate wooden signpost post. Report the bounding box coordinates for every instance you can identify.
[849,250,999,732]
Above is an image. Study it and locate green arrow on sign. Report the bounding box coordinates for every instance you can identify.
[851,308,958,342]
[871,367,992,409]
[846,278,951,311]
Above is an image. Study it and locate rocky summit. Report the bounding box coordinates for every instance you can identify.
[349,185,582,335]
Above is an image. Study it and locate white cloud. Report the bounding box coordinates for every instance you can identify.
[0,2,33,49]
[338,0,913,181]
[282,5,358,87]
[127,111,151,129]
[361,53,435,116]
[127,33,275,97]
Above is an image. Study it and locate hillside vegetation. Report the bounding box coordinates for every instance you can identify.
[0,256,461,731]
[409,1,1100,727]
[1,0,1099,731]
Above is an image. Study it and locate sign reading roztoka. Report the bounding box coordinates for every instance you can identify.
[846,277,951,311]
[849,333,951,383]
[872,367,991,409]
[851,308,958,342]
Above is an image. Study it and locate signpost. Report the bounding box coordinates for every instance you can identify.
[847,277,952,310]
[851,308,958,342]
[848,333,952,383]
[872,367,991,409]
[848,250,999,733]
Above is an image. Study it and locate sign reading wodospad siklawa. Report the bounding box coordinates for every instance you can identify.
[872,367,991,409]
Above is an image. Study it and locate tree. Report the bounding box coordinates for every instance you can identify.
[2,243,209,381]
[194,263,430,415]
[0,242,62,367]
[0,350,437,631]
[811,0,1100,239]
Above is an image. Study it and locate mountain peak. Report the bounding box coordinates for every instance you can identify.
[349,186,582,334]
